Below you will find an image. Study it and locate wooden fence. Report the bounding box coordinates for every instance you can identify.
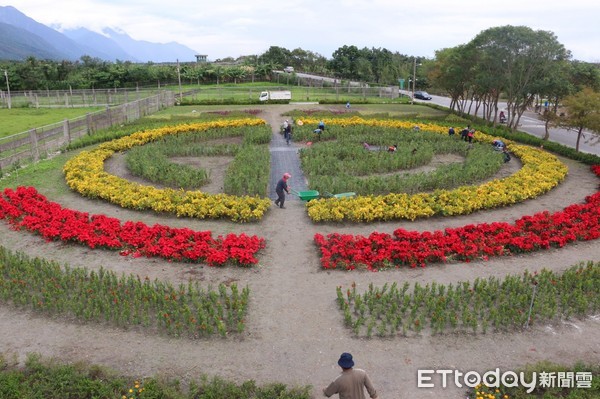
[0,91,175,170]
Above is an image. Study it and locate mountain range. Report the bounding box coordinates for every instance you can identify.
[0,5,199,63]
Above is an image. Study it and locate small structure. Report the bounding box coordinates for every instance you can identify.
[195,54,208,63]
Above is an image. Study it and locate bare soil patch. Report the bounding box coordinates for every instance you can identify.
[0,105,598,399]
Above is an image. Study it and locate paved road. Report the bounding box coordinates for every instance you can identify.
[401,90,600,156]
[266,114,309,203]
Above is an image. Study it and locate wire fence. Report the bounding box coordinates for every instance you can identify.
[0,90,175,170]
[0,87,167,108]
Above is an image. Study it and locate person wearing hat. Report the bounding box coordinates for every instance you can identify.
[323,352,378,399]
[274,173,291,209]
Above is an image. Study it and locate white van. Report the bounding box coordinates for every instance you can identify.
[283,66,294,73]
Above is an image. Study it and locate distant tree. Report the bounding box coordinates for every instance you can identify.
[470,25,570,129]
[258,46,292,69]
[254,63,275,80]
[569,61,600,92]
[329,45,362,79]
[558,88,600,152]
[289,47,328,73]
[531,60,574,139]
[225,66,247,84]
[181,64,205,85]
[368,47,393,83]
[430,45,475,113]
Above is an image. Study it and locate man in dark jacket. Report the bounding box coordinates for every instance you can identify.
[274,173,291,208]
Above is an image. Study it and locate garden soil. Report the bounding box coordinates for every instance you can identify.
[0,105,599,398]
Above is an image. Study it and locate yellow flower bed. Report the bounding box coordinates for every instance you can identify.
[63,119,271,222]
[298,117,568,222]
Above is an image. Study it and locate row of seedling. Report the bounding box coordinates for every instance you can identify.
[0,246,249,338]
[125,125,271,195]
[337,261,600,338]
[298,125,504,195]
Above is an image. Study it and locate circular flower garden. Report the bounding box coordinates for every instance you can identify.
[0,110,599,398]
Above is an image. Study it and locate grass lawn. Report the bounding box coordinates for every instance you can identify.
[0,107,103,139]
[153,103,449,119]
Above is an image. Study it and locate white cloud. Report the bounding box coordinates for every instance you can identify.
[1,0,598,61]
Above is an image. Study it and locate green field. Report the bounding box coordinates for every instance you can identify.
[153,103,449,119]
[0,107,103,138]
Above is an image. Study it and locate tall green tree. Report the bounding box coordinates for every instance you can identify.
[470,25,570,128]
[430,45,475,113]
[329,45,362,79]
[559,88,600,152]
[532,59,574,139]
[257,46,291,70]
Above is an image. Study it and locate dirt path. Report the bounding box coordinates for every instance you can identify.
[0,105,599,398]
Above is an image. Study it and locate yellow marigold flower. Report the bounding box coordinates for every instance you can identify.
[301,119,566,222]
[64,119,269,222]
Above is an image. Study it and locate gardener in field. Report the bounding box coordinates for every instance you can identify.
[274,173,291,209]
[283,120,293,145]
[313,128,323,141]
[461,125,470,141]
[323,352,378,399]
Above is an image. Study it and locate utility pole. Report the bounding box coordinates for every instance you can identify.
[411,58,416,105]
[4,69,11,109]
[176,59,183,102]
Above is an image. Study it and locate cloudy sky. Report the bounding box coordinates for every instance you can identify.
[2,0,598,62]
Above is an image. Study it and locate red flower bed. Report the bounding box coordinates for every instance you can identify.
[0,186,265,266]
[315,165,600,271]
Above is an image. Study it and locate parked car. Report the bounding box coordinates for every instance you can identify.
[283,66,294,73]
[414,91,432,100]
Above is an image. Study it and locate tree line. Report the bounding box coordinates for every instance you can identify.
[2,25,598,97]
[0,44,424,91]
[1,25,599,146]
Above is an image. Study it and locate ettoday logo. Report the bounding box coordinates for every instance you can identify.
[418,368,536,393]
[417,368,593,393]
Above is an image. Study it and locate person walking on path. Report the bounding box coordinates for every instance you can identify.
[274,173,291,208]
[323,353,378,399]
[283,120,293,145]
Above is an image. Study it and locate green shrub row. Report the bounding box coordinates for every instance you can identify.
[122,125,271,195]
[0,353,311,399]
[337,261,600,338]
[296,125,503,195]
[0,246,250,338]
[224,145,271,196]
